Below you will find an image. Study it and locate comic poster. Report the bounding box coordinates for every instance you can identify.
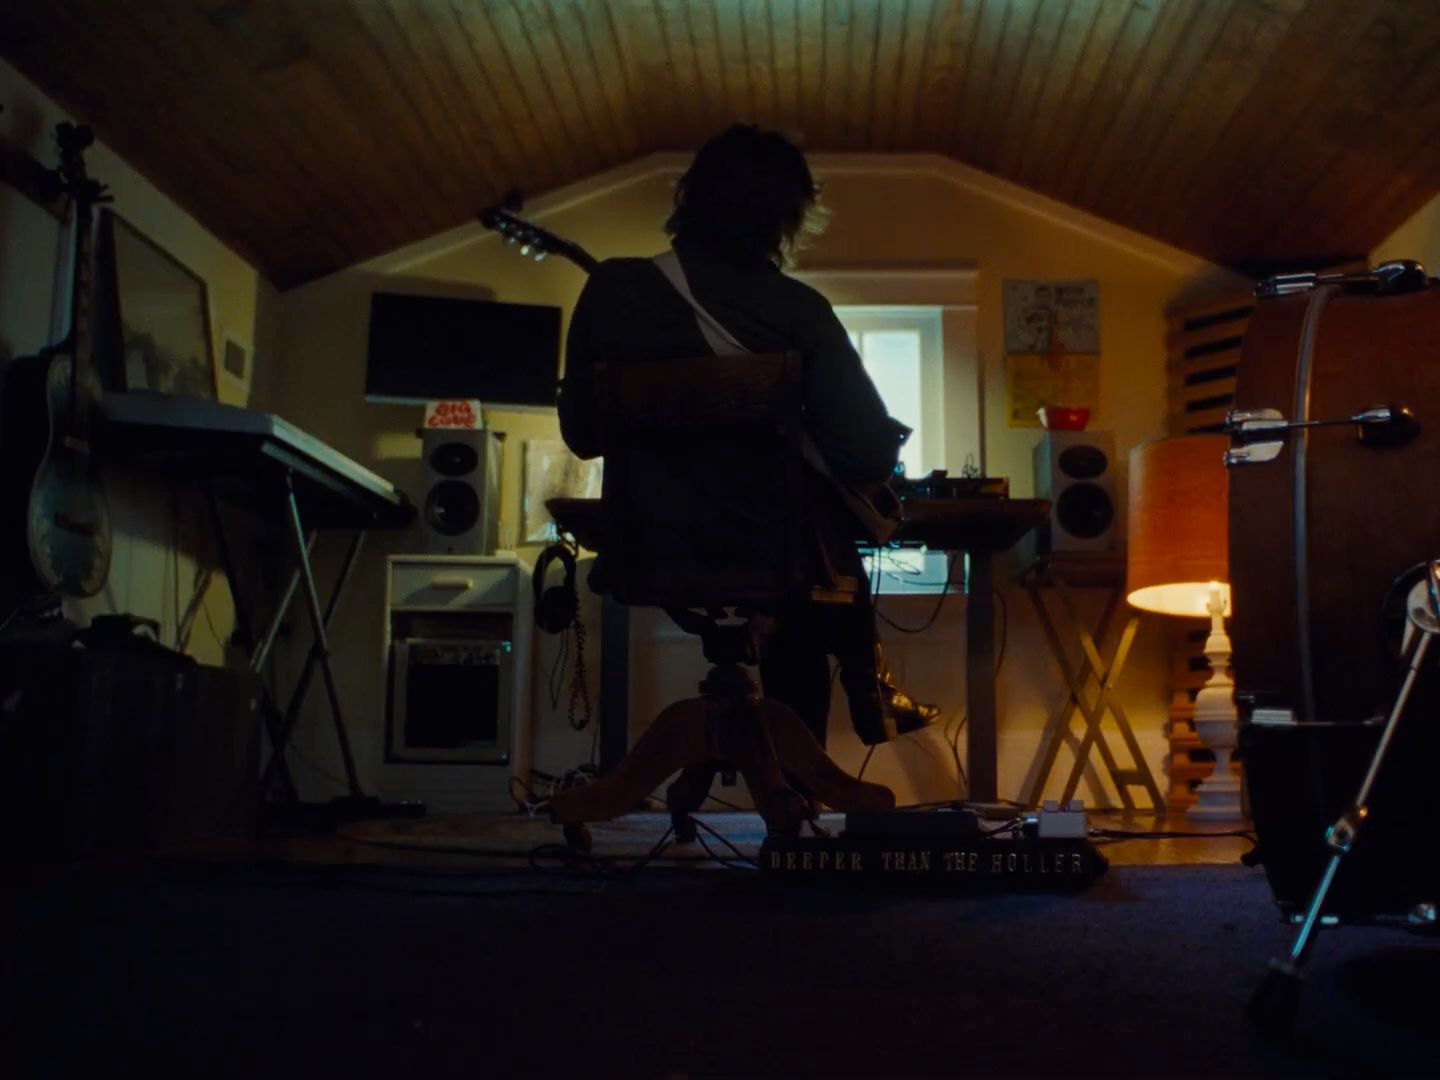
[1003,279,1101,427]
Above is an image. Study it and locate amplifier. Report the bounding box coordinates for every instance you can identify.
[0,641,262,861]
[894,471,1009,500]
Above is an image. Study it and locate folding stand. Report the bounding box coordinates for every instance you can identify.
[1020,554,1165,811]
[207,473,416,824]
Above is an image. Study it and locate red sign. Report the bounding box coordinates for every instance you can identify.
[424,400,481,429]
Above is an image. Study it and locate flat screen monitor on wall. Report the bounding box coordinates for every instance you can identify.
[364,291,562,408]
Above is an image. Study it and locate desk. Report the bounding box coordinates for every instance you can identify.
[1018,553,1165,810]
[893,499,1049,803]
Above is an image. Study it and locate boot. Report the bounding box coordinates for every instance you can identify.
[842,643,942,746]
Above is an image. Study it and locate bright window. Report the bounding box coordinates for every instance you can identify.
[838,307,943,479]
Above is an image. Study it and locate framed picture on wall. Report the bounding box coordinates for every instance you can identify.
[96,209,216,400]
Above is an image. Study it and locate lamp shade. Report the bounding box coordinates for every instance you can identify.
[1126,434,1230,617]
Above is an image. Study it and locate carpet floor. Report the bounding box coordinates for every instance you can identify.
[4,839,1438,1078]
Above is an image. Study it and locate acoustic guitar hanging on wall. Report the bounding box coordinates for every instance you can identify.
[0,122,113,599]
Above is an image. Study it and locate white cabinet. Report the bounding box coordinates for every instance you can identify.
[380,554,532,813]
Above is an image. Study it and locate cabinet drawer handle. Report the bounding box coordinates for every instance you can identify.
[429,576,473,590]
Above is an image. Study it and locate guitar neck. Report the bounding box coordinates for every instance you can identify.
[564,244,599,275]
[67,196,98,432]
[478,201,599,275]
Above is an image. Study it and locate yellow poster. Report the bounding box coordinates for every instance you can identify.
[1006,351,1100,428]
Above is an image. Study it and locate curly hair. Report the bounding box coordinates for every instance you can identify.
[665,125,827,268]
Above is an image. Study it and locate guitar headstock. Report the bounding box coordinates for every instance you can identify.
[478,190,598,273]
[54,122,111,211]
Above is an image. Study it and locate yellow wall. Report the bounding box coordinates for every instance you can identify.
[0,60,274,666]
[274,152,1244,811]
[1371,192,1440,270]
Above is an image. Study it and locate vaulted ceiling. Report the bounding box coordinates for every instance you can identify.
[4,1,1439,289]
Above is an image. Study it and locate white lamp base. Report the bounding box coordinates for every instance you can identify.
[1186,588,1246,822]
[1187,766,1243,820]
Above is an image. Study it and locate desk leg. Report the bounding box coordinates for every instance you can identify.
[599,595,630,773]
[966,549,997,803]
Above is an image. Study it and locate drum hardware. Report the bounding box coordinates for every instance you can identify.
[1247,561,1440,1036]
[1223,404,1419,466]
[1256,260,1429,298]
[1408,901,1438,929]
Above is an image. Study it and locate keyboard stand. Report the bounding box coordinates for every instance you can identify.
[209,476,387,820]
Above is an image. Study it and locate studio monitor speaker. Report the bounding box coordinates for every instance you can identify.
[421,428,501,555]
[1031,430,1119,554]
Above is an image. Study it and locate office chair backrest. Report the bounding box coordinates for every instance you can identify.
[594,351,811,608]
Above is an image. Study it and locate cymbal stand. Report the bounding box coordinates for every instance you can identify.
[1247,560,1440,1035]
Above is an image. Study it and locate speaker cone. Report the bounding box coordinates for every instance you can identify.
[1057,444,1109,480]
[428,440,480,477]
[425,480,481,536]
[1055,483,1114,539]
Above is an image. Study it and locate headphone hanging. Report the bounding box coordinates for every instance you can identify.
[533,542,578,634]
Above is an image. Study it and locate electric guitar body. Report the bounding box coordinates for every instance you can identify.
[1,349,111,597]
[0,122,112,602]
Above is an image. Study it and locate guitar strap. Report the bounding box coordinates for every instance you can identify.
[650,250,899,543]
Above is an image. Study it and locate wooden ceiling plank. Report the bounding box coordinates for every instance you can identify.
[766,0,803,137]
[817,0,853,147]
[232,0,441,252]
[1206,0,1440,265]
[1161,0,1368,257]
[477,1,589,182]
[139,0,359,275]
[370,1,524,222]
[795,0,828,144]
[590,1,646,154]
[8,2,282,276]
[995,0,1089,182]
[738,0,778,127]
[1016,0,1126,189]
[622,0,686,148]
[889,0,934,151]
[201,0,421,260]
[1068,0,1200,212]
[1050,0,1165,205]
[713,0,755,123]
[689,0,733,132]
[425,0,553,194]
[543,1,632,163]
[446,1,561,191]
[1081,0,1237,221]
[343,1,491,218]
[505,0,609,178]
[867,0,911,149]
[845,0,883,150]
[971,0,1043,173]
[915,0,978,151]
[1320,58,1440,261]
[1247,12,1440,263]
[1123,0,1311,240]
[244,8,462,251]
[948,0,1008,164]
[653,0,714,141]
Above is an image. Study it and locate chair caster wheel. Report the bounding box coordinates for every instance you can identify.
[562,823,592,854]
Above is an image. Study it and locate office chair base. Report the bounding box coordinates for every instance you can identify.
[550,666,895,838]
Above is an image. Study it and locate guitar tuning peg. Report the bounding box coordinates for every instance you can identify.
[520,244,531,256]
[505,235,517,244]
[533,251,547,262]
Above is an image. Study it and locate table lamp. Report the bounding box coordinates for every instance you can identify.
[1126,433,1242,820]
